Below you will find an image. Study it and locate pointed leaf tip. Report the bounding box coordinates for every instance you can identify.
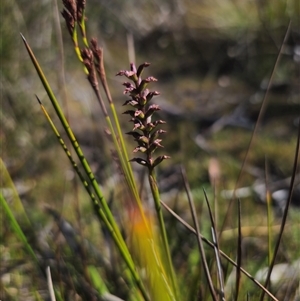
[35,95,42,105]
[20,33,26,41]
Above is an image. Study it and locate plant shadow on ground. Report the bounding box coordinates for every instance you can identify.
[1,0,300,300]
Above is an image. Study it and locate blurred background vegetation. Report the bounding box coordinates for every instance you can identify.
[1,0,300,300]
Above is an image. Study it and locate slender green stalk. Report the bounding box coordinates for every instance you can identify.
[260,105,300,301]
[148,171,179,300]
[203,188,226,300]
[95,53,138,195]
[88,41,144,213]
[266,190,273,267]
[71,26,86,69]
[106,111,147,223]
[91,78,144,213]
[110,103,140,199]
[235,199,242,301]
[76,1,88,47]
[181,168,217,301]
[161,201,280,301]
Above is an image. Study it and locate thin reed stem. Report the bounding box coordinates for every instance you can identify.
[148,171,179,299]
[203,189,225,300]
[235,199,242,301]
[259,96,300,301]
[90,40,142,210]
[161,200,280,301]
[181,167,218,301]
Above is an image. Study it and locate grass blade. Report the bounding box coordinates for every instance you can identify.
[91,42,144,213]
[259,97,300,301]
[211,229,225,301]
[181,166,218,301]
[0,157,31,227]
[161,200,280,301]
[203,188,225,300]
[234,199,242,301]
[46,266,56,301]
[0,193,38,264]
[148,171,179,299]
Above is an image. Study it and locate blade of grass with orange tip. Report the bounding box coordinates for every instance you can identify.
[181,166,218,301]
[128,206,177,301]
[34,96,150,301]
[259,99,300,301]
[160,200,280,301]
[147,170,179,300]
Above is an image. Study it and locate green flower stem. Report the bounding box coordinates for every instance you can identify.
[104,102,148,228]
[109,103,142,205]
[105,114,150,233]
[94,50,145,215]
[22,36,149,301]
[78,13,88,47]
[72,26,83,63]
[148,171,179,300]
